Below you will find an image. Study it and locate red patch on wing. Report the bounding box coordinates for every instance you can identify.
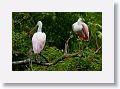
[77,31,86,41]
[77,22,89,41]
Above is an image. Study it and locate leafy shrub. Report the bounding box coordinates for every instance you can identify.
[12,12,102,71]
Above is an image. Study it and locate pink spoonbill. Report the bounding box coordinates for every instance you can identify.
[32,21,46,61]
[72,18,89,41]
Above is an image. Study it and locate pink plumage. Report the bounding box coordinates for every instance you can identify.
[72,18,89,41]
[32,21,46,54]
[77,22,89,41]
[32,32,46,53]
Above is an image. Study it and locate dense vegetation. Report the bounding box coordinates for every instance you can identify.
[12,12,102,71]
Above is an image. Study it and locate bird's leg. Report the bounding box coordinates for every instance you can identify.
[35,54,38,62]
[30,59,33,71]
[35,53,42,63]
[39,53,43,63]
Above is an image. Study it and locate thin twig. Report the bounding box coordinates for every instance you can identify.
[95,46,102,53]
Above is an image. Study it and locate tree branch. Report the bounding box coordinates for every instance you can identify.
[64,35,73,55]
[12,35,81,66]
[12,51,81,66]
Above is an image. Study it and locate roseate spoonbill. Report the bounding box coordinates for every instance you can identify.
[72,18,89,41]
[32,21,46,61]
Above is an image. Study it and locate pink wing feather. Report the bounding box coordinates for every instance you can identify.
[32,32,46,53]
[77,22,89,41]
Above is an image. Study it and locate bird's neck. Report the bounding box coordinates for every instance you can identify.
[37,26,42,32]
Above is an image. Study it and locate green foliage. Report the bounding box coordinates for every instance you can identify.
[12,31,31,61]
[23,47,101,71]
[42,47,63,62]
[12,12,102,71]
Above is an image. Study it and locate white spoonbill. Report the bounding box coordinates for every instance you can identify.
[32,21,46,61]
[72,18,89,41]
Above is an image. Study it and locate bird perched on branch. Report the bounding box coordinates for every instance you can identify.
[32,21,46,61]
[72,18,89,41]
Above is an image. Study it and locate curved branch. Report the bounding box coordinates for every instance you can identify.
[12,51,81,66]
[12,35,80,66]
[64,35,73,55]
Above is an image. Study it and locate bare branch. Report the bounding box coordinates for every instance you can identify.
[12,59,31,65]
[64,35,73,55]
[12,35,81,66]
[12,51,81,66]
